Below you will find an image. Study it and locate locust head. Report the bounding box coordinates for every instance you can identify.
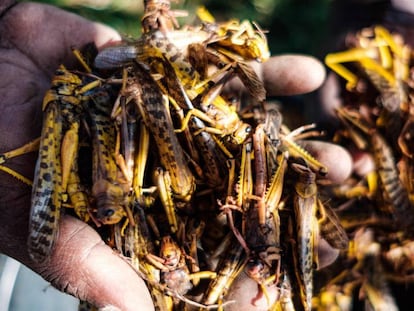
[160,236,182,268]
[245,257,269,283]
[92,179,127,224]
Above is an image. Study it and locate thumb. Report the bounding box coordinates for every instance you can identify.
[33,216,154,311]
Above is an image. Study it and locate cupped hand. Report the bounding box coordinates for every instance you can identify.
[0,2,153,310]
[0,2,351,311]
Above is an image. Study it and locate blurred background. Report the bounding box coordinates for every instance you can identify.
[0,255,78,311]
[1,0,394,310]
[22,0,332,56]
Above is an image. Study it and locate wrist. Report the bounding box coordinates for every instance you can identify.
[0,0,18,20]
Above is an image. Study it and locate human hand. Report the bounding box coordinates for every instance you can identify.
[0,2,352,310]
[0,2,154,310]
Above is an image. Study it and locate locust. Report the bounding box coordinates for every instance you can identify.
[321,23,414,311]
[196,5,270,63]
[97,38,262,151]
[335,106,414,237]
[124,61,196,204]
[243,125,282,303]
[157,56,229,190]
[325,25,410,92]
[28,49,136,263]
[175,87,254,147]
[85,81,133,225]
[201,236,246,308]
[28,45,140,262]
[129,206,219,310]
[145,234,216,301]
[95,7,268,102]
[95,1,268,150]
[123,205,175,311]
[28,65,98,262]
[290,162,348,311]
[290,163,319,311]
[23,0,368,309]
[200,139,250,308]
[216,124,283,307]
[145,235,195,296]
[325,25,410,148]
[191,8,269,100]
[141,0,188,34]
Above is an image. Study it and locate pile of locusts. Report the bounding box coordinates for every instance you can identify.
[312,26,414,310]
[13,1,414,311]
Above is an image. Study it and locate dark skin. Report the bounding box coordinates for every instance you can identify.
[0,2,352,310]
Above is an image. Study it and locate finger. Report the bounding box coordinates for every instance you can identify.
[33,215,154,311]
[263,55,326,96]
[298,140,353,184]
[5,2,121,74]
[223,55,326,98]
[351,149,375,177]
[223,238,340,311]
[318,72,344,120]
[317,238,340,269]
[224,273,279,311]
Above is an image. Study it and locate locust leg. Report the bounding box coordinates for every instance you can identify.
[281,124,328,176]
[132,122,157,207]
[59,121,90,222]
[325,26,409,91]
[325,47,395,91]
[265,152,288,213]
[0,138,40,186]
[153,167,179,234]
[373,25,410,81]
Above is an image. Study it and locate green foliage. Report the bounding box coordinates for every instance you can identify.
[190,0,332,55]
[26,0,143,37]
[29,0,331,55]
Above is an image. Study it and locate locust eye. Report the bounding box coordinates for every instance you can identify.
[245,259,265,278]
[104,209,115,217]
